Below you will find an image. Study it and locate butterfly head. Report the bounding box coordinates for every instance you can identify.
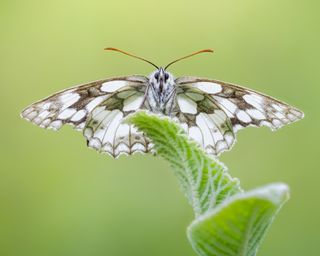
[150,67,174,88]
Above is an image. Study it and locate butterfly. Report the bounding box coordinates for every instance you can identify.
[21,47,304,158]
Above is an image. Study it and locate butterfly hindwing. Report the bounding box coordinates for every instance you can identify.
[175,87,235,155]
[175,77,304,154]
[83,86,152,157]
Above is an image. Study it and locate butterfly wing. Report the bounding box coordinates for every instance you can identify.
[175,76,304,155]
[174,87,235,155]
[83,86,153,157]
[21,75,152,157]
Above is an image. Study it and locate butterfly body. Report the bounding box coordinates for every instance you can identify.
[146,68,177,115]
[21,48,304,158]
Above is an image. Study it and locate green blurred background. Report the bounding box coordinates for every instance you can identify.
[0,1,319,255]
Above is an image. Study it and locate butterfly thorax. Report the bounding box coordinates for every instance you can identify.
[146,68,176,115]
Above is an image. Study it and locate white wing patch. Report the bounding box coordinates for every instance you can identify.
[193,82,222,94]
[123,93,144,112]
[86,96,108,112]
[100,80,128,92]
[177,94,198,114]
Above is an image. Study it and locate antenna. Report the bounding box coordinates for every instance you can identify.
[104,47,159,69]
[164,49,214,70]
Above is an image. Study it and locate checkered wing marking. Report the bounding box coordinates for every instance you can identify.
[21,76,148,131]
[175,77,304,155]
[83,87,153,157]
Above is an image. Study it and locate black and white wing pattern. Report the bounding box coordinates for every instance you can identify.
[83,85,153,157]
[175,76,304,155]
[21,76,152,157]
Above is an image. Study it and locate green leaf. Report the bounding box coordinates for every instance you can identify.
[128,112,290,256]
[188,183,289,256]
[128,111,242,216]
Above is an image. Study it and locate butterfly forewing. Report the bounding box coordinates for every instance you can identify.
[21,76,147,129]
[175,77,304,154]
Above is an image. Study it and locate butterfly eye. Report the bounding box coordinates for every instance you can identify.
[164,73,169,80]
[154,73,159,80]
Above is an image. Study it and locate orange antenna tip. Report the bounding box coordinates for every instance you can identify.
[201,49,214,53]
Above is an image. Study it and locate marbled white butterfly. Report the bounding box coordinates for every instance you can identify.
[21,48,304,157]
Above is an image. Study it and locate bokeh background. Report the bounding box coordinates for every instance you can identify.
[1,1,319,255]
